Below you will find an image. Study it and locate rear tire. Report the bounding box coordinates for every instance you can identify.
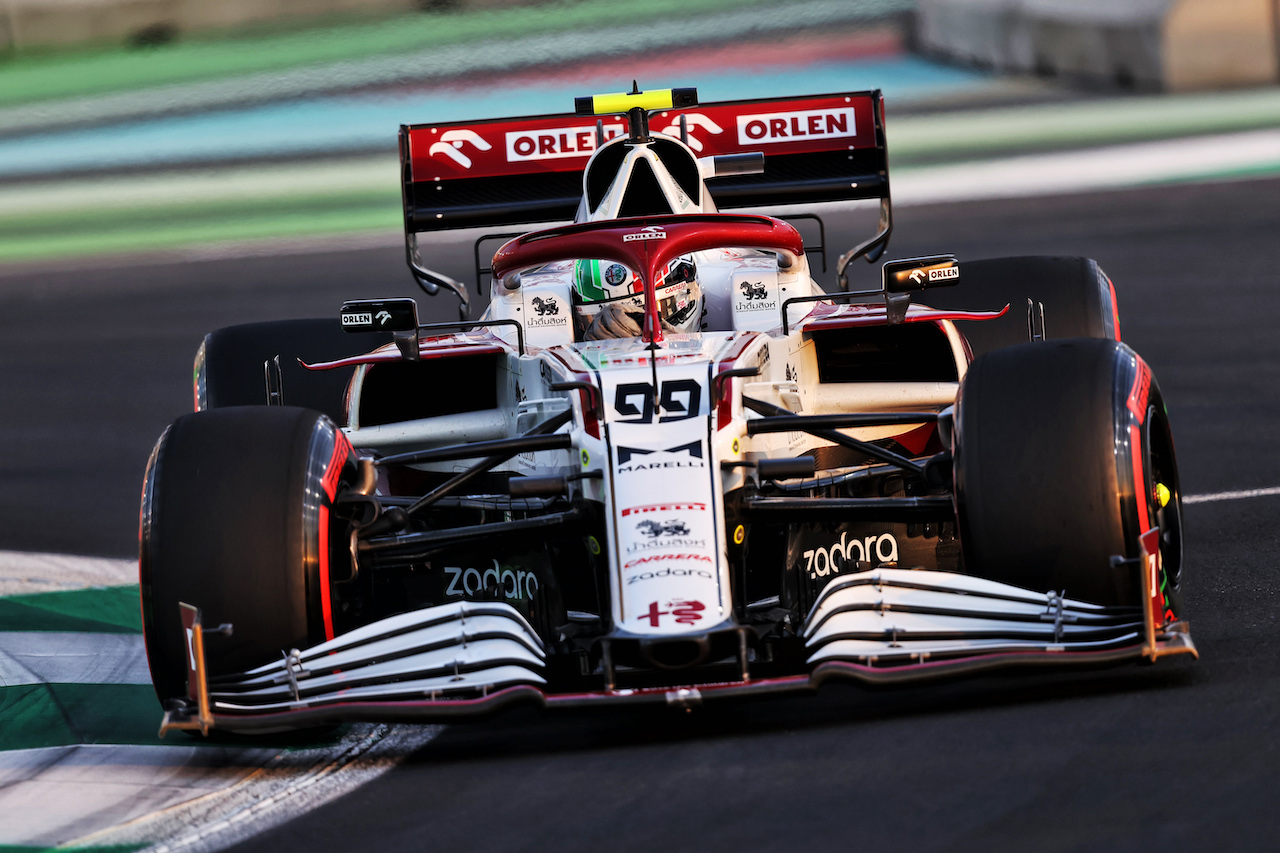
[955,339,1183,610]
[195,319,389,423]
[924,256,1120,358]
[139,406,356,705]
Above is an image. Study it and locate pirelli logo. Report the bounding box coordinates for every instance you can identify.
[736,107,857,145]
[621,502,708,517]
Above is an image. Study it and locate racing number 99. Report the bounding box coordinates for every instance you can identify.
[614,379,701,423]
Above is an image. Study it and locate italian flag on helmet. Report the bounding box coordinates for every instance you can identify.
[572,259,637,303]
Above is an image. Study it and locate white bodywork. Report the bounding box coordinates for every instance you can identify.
[340,293,970,645]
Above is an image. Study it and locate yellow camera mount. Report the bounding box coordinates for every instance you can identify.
[574,82,698,142]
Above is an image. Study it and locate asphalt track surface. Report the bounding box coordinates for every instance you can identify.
[1,177,1278,850]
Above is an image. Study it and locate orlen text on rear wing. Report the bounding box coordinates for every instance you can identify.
[399,90,892,304]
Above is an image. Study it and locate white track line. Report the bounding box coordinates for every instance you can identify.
[1183,486,1280,505]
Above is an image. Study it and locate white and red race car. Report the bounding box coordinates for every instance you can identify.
[140,86,1194,734]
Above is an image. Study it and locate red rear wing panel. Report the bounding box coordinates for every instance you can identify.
[400,91,888,233]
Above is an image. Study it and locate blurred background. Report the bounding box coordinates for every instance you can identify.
[1,0,1276,268]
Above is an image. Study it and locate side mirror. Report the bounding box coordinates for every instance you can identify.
[883,255,960,293]
[340,298,420,361]
[881,255,959,324]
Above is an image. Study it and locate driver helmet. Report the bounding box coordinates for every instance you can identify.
[571,256,702,336]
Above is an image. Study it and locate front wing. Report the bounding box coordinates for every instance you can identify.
[160,557,1195,735]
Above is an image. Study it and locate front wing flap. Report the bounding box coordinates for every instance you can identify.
[160,568,1194,733]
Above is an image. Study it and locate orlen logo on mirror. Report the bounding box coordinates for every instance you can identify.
[736,107,857,145]
[506,124,624,162]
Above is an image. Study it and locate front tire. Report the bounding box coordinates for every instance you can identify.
[139,406,355,705]
[955,339,1183,610]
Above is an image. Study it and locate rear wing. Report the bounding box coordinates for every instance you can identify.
[399,90,892,306]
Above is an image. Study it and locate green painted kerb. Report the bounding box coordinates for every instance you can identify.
[0,840,145,845]
[0,585,141,634]
[0,683,162,751]
[0,681,355,752]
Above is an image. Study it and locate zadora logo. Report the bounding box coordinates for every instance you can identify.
[627,566,714,585]
[803,532,898,579]
[444,560,538,601]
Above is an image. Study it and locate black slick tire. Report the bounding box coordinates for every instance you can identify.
[955,339,1183,610]
[139,406,355,705]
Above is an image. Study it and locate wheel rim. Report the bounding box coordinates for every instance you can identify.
[1145,405,1183,619]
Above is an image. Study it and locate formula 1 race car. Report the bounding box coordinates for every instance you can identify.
[140,85,1195,735]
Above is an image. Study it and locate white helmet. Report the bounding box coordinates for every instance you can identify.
[571,256,702,337]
